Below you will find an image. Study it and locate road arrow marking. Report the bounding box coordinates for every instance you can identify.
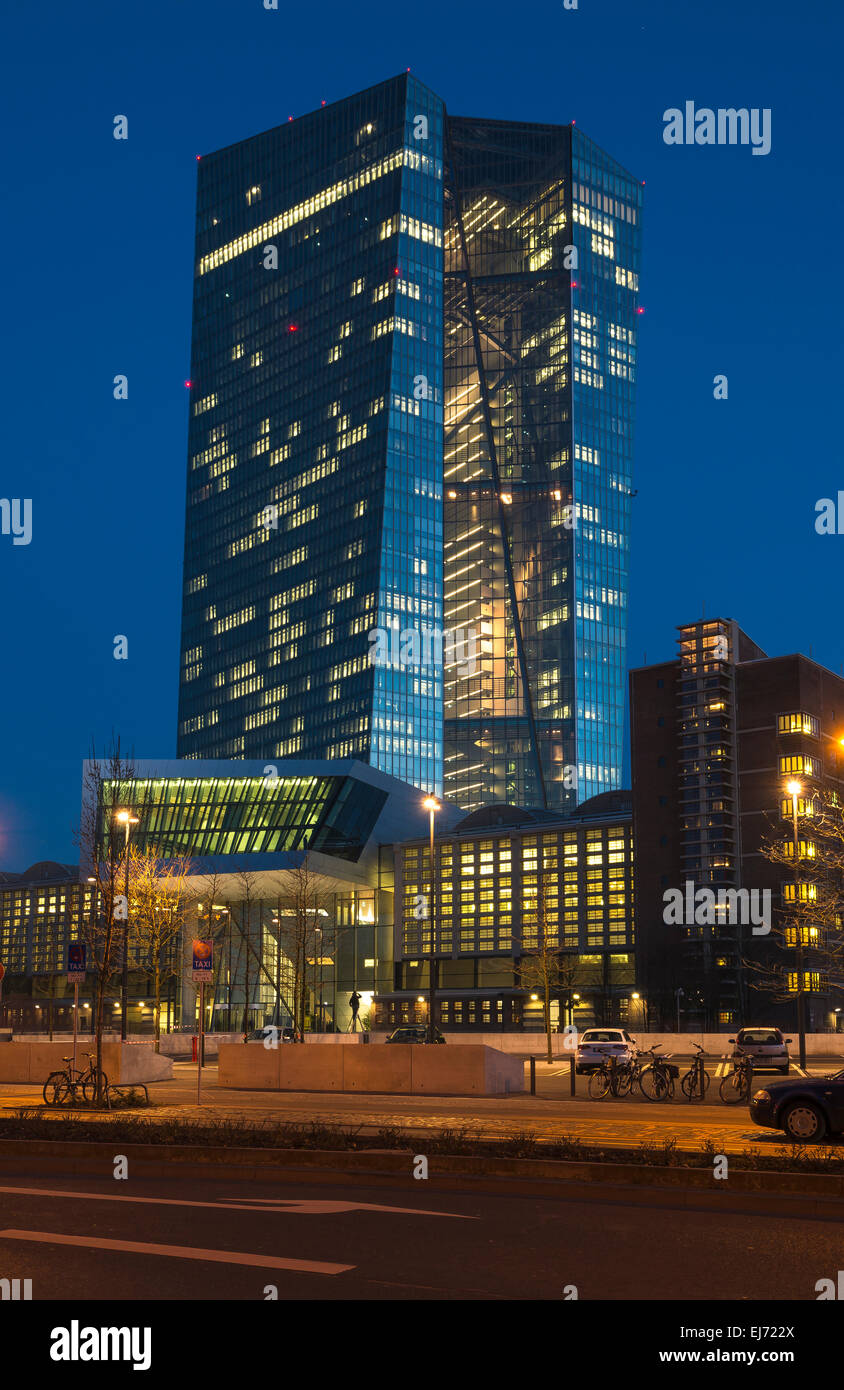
[0,1184,475,1220]
[0,1229,353,1274]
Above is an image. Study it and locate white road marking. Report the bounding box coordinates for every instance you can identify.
[0,1229,353,1274]
[215,1197,476,1218]
[0,1184,475,1220]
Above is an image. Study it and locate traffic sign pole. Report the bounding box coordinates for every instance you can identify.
[196,982,205,1107]
[66,943,86,1072]
[191,940,212,1107]
[72,982,79,1074]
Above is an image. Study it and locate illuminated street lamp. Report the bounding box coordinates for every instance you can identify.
[422,796,441,1042]
[631,990,647,1031]
[116,809,139,1041]
[786,780,807,1069]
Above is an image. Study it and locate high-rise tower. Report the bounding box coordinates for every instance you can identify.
[442,119,641,811]
[178,75,445,794]
[178,78,642,813]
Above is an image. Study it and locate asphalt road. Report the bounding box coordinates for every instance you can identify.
[0,1168,840,1301]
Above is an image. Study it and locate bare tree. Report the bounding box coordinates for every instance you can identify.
[76,738,136,1101]
[517,885,582,1063]
[127,847,194,1052]
[193,872,232,1034]
[273,858,338,1037]
[230,869,261,1040]
[750,789,844,1008]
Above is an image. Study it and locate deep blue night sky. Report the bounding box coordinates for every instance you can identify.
[2,0,841,869]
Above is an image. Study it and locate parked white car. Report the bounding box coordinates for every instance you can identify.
[731,1027,791,1074]
[575,1027,638,1074]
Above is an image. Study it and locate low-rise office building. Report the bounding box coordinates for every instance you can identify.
[0,862,95,1033]
[380,791,636,1032]
[2,765,637,1036]
[78,758,461,1035]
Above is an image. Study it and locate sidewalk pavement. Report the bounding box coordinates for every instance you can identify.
[0,1064,827,1158]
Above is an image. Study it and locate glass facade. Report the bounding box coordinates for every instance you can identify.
[99,773,388,862]
[0,868,92,977]
[570,130,642,802]
[384,807,636,1029]
[0,864,380,1038]
[442,119,641,811]
[398,818,634,959]
[178,80,640,816]
[178,74,444,795]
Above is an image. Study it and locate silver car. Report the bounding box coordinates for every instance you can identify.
[575,1027,637,1074]
[731,1027,791,1074]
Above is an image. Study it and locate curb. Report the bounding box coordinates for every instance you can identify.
[1,1137,844,1210]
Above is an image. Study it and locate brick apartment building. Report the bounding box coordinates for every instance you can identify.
[631,618,844,1032]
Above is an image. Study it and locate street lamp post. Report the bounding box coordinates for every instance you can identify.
[315,926,324,1033]
[632,991,643,1032]
[422,796,441,1043]
[116,810,139,1042]
[787,780,808,1070]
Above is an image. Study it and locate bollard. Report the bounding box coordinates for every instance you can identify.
[530,1056,536,1095]
[191,1035,197,1063]
[570,1055,576,1096]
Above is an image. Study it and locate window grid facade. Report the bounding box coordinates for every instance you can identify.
[178,79,640,819]
[388,809,635,1028]
[178,75,444,795]
[442,120,641,811]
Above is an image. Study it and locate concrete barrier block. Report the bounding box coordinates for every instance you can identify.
[277,1048,344,1090]
[482,1047,526,1095]
[0,1047,33,1083]
[304,1033,363,1044]
[28,1043,79,1083]
[117,1046,173,1083]
[411,1044,524,1095]
[343,1045,412,1093]
[218,1043,281,1090]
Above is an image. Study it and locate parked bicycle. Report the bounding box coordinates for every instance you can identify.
[637,1045,679,1102]
[588,1049,635,1099]
[719,1051,753,1105]
[43,1052,109,1106]
[680,1042,711,1101]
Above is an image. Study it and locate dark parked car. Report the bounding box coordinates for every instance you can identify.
[731,1027,791,1073]
[749,1069,844,1142]
[385,1025,446,1044]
